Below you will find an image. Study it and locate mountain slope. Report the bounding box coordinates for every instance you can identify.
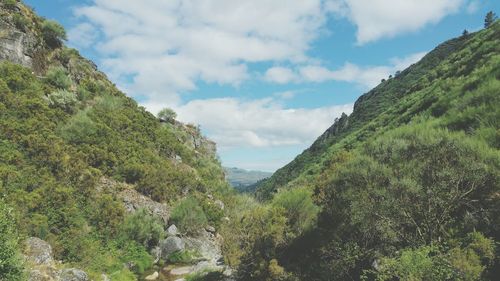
[0,1,231,280]
[256,22,500,200]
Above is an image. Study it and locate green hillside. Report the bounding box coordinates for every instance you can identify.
[245,20,500,280]
[257,21,500,200]
[0,2,231,280]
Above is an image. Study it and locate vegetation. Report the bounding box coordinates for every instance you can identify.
[1,2,499,281]
[171,197,208,235]
[41,19,67,48]
[158,107,177,121]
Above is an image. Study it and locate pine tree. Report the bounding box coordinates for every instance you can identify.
[484,11,497,28]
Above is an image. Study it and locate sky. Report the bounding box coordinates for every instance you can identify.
[25,0,499,172]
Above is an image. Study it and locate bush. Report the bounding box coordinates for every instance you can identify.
[3,0,18,10]
[171,197,208,235]
[119,209,164,249]
[46,67,72,90]
[271,187,319,238]
[59,110,99,144]
[158,107,177,121]
[41,19,67,48]
[168,250,200,264]
[0,201,25,281]
[47,89,78,113]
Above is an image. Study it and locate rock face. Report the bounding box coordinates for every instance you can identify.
[183,230,223,265]
[0,19,37,68]
[119,187,170,225]
[59,269,89,281]
[160,236,185,258]
[97,177,170,226]
[25,237,54,265]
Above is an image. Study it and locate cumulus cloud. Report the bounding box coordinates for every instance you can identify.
[171,98,353,148]
[72,0,334,102]
[329,0,466,44]
[265,51,427,88]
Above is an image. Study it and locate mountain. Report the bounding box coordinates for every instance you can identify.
[256,22,500,200]
[0,2,232,280]
[224,167,272,192]
[250,20,500,280]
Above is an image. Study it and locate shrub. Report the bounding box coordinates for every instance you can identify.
[119,209,164,249]
[47,89,78,113]
[168,250,200,264]
[59,110,99,144]
[12,14,29,32]
[41,19,67,48]
[171,197,208,235]
[271,187,319,238]
[3,0,18,10]
[158,107,177,121]
[46,67,72,90]
[0,201,25,281]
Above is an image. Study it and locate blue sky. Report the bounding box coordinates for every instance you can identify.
[26,0,499,171]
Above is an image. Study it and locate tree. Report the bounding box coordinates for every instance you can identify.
[41,19,67,48]
[171,197,208,235]
[462,29,469,37]
[484,11,497,28]
[158,107,177,122]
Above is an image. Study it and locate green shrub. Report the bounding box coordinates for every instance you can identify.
[41,19,67,48]
[271,187,319,238]
[168,250,200,264]
[171,197,208,235]
[119,209,164,249]
[59,110,99,144]
[47,89,78,113]
[3,0,18,10]
[158,107,177,121]
[46,66,72,90]
[12,14,29,32]
[0,201,24,281]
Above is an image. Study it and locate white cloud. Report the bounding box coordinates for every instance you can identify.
[265,51,427,88]
[143,97,353,149]
[265,67,298,84]
[68,23,97,48]
[330,0,465,44]
[72,0,333,102]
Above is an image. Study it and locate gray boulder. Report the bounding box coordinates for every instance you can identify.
[167,224,179,236]
[59,268,89,281]
[25,237,54,265]
[160,236,185,258]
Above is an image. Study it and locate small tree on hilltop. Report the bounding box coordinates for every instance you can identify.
[158,107,177,122]
[484,11,497,28]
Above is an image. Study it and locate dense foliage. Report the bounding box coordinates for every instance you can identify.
[232,20,500,281]
[0,2,231,279]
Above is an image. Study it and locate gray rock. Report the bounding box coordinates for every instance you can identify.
[0,20,37,68]
[183,230,222,264]
[214,200,224,210]
[205,226,216,233]
[118,186,170,226]
[59,269,89,281]
[144,271,159,280]
[25,237,54,265]
[167,224,178,236]
[150,246,161,264]
[160,236,185,258]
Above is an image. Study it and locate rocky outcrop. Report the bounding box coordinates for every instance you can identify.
[183,230,223,265]
[97,177,170,226]
[25,237,54,265]
[0,19,37,68]
[59,269,89,281]
[160,236,185,258]
[25,237,89,281]
[118,187,170,225]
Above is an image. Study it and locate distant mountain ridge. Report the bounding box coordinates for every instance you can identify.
[224,167,272,192]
